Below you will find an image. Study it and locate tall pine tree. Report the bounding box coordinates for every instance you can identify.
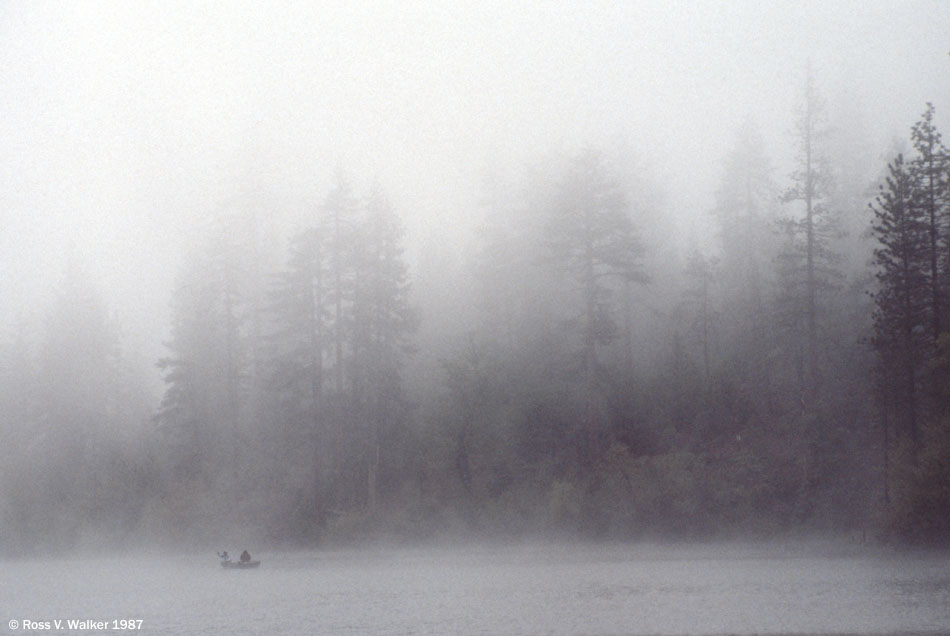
[780,64,840,409]
[542,149,646,464]
[909,103,948,342]
[870,154,929,460]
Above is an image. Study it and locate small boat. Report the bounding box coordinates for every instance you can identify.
[221,560,260,569]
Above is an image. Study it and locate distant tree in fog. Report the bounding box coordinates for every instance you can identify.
[780,64,840,410]
[351,187,417,512]
[681,249,717,387]
[269,227,327,425]
[263,180,415,533]
[321,170,361,396]
[542,149,647,464]
[264,225,331,535]
[155,215,260,523]
[711,120,778,414]
[1,266,150,552]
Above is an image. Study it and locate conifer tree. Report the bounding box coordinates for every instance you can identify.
[543,149,646,463]
[909,103,948,341]
[269,227,327,425]
[353,187,416,511]
[712,120,779,412]
[780,65,840,408]
[156,224,255,514]
[321,171,360,395]
[682,249,718,387]
[870,154,929,459]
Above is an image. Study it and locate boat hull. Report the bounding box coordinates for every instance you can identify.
[221,560,260,569]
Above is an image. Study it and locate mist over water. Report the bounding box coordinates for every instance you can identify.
[4,544,950,636]
[3,2,950,634]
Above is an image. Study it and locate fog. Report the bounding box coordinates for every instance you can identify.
[9,3,950,634]
[4,0,950,585]
[4,1,948,373]
[5,544,950,635]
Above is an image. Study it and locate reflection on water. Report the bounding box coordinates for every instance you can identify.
[2,544,948,635]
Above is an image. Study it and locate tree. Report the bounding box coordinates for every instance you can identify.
[870,154,929,461]
[681,249,718,387]
[542,149,647,463]
[713,119,778,302]
[13,264,150,550]
[321,170,360,395]
[712,119,780,415]
[155,222,257,526]
[271,227,327,421]
[780,64,840,408]
[909,103,948,342]
[352,187,416,512]
[263,226,332,536]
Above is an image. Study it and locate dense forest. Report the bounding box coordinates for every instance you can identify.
[3,68,950,554]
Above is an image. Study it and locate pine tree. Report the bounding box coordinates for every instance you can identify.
[321,170,360,395]
[780,64,840,408]
[682,249,718,388]
[870,154,929,459]
[354,187,416,511]
[542,149,646,463]
[261,225,333,536]
[156,226,254,513]
[269,227,327,426]
[909,103,948,341]
[31,264,145,548]
[712,119,779,412]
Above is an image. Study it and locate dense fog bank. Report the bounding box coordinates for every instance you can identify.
[2,3,950,556]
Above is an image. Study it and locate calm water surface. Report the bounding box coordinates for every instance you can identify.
[2,543,948,635]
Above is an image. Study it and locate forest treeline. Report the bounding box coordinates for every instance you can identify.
[3,71,950,553]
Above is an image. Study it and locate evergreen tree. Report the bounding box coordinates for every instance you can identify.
[321,170,360,395]
[711,120,779,413]
[909,103,948,342]
[27,265,147,549]
[269,227,328,429]
[263,226,332,536]
[353,187,416,511]
[870,154,929,460]
[472,163,532,351]
[780,64,840,408]
[681,249,718,388]
[155,224,255,525]
[542,149,647,463]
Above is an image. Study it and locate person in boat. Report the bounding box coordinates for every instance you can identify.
[240,550,251,563]
[218,551,230,562]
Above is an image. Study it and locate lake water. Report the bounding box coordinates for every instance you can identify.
[2,543,948,635]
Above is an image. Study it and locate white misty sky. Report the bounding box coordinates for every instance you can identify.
[1,0,948,392]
